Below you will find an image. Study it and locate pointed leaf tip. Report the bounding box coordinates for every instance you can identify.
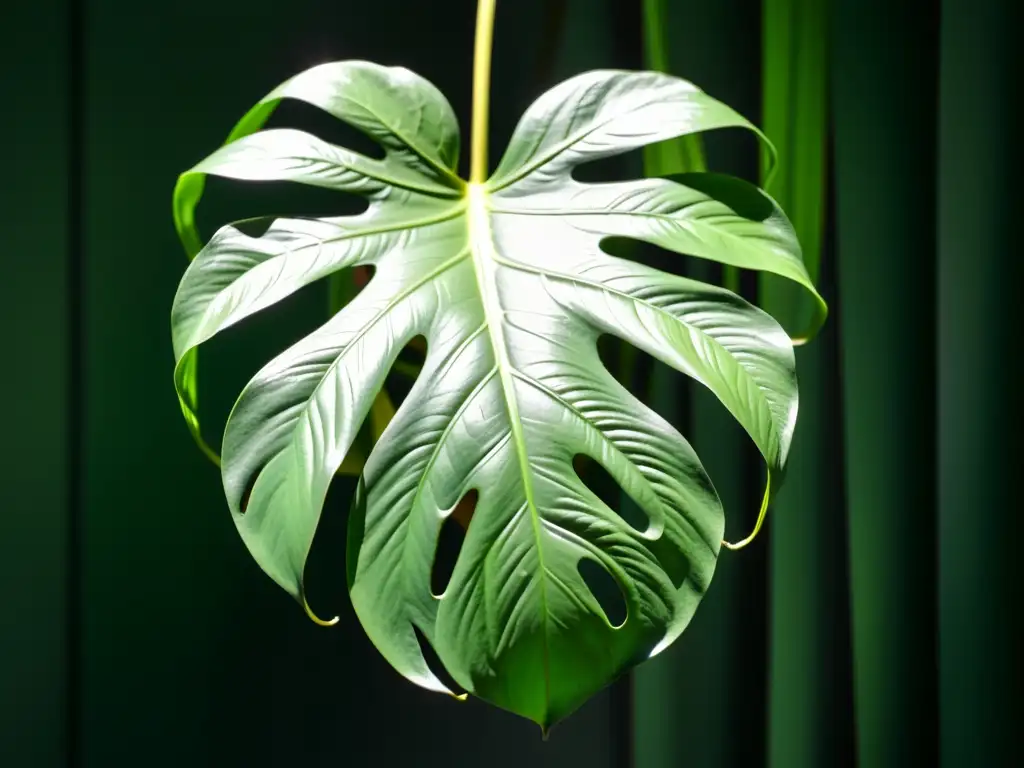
[722,472,772,551]
[173,63,808,727]
[303,597,339,627]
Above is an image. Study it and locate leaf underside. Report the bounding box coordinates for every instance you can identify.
[171,61,823,729]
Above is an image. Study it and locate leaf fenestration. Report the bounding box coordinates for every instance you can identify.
[171,62,821,729]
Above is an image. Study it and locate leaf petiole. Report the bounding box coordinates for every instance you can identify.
[470,0,497,183]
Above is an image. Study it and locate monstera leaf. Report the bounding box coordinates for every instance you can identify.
[170,61,824,729]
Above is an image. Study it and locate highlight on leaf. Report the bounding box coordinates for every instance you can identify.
[170,57,823,730]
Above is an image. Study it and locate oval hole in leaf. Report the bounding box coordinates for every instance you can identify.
[239,473,257,515]
[574,126,760,182]
[570,148,645,183]
[200,177,368,238]
[267,98,386,161]
[577,558,627,629]
[596,333,656,396]
[328,265,375,315]
[345,478,368,591]
[431,489,477,598]
[413,625,466,696]
[197,96,383,236]
[202,277,341,449]
[697,127,763,179]
[382,334,427,411]
[568,134,735,185]
[572,454,649,534]
[303,471,358,619]
[595,335,690,431]
[667,172,775,222]
[599,233,729,294]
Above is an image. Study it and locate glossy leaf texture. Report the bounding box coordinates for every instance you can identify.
[170,61,824,729]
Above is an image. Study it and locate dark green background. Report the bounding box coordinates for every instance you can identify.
[1,0,1016,766]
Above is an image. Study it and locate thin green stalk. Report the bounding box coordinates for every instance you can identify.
[334,0,496,469]
[760,0,827,332]
[641,0,768,551]
[641,0,730,293]
[470,0,497,184]
[761,1,832,765]
[641,0,707,177]
[619,0,710,396]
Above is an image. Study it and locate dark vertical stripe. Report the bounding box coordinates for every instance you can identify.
[1,1,70,765]
[632,1,768,766]
[737,264,770,768]
[731,7,769,766]
[832,0,940,763]
[760,2,855,764]
[938,0,1016,764]
[81,2,615,766]
[817,147,858,766]
[67,0,84,764]
[529,0,569,94]
[608,2,643,765]
[768,142,857,766]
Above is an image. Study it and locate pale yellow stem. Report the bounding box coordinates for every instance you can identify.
[470,0,497,184]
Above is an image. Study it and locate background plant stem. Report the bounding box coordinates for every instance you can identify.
[470,0,497,184]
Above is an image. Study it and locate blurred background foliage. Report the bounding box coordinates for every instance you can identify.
[1,0,1016,766]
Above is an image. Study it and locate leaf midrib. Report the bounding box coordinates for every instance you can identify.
[467,184,552,712]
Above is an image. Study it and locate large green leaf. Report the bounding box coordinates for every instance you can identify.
[170,61,822,729]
